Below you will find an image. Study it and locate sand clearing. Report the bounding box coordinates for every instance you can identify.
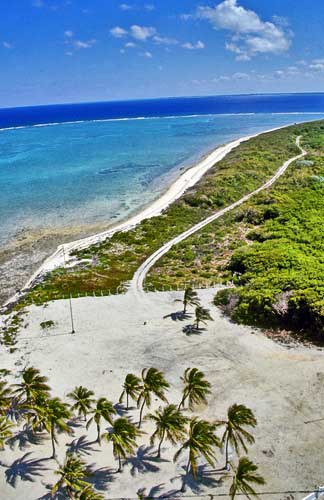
[1,288,324,499]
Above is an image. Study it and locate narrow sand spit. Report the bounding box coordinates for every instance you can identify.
[5,123,301,309]
[1,289,324,499]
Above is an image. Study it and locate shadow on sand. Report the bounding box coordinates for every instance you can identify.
[66,435,99,456]
[182,324,206,336]
[2,452,50,488]
[126,445,168,476]
[163,311,191,322]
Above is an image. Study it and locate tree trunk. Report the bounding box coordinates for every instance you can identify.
[97,423,101,444]
[117,453,122,473]
[178,392,186,411]
[138,400,146,428]
[183,302,187,314]
[181,455,191,493]
[225,436,230,470]
[126,393,129,410]
[51,424,56,459]
[157,430,165,458]
[196,319,199,329]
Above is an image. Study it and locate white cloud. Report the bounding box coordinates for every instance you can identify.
[110,26,128,38]
[144,4,155,11]
[130,25,156,41]
[120,3,132,10]
[197,0,292,60]
[153,35,178,46]
[182,40,205,50]
[143,51,153,58]
[125,42,136,48]
[64,30,74,38]
[73,39,96,49]
[3,41,13,49]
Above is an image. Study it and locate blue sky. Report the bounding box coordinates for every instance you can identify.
[1,0,324,107]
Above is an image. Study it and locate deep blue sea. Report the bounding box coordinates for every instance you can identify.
[1,93,324,247]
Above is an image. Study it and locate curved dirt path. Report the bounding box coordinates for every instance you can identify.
[130,136,306,293]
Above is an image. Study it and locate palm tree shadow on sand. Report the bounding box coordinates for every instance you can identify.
[2,452,50,488]
[87,465,116,491]
[7,426,47,451]
[182,324,206,336]
[163,311,191,322]
[114,402,131,417]
[171,464,223,494]
[126,445,168,476]
[66,435,98,456]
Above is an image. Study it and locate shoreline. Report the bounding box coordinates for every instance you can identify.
[1,120,312,310]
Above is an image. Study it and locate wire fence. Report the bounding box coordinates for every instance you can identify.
[26,281,231,304]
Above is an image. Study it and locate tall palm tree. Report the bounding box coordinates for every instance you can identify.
[195,306,213,329]
[119,373,142,410]
[178,367,211,411]
[176,287,200,314]
[103,417,141,472]
[147,404,188,458]
[39,397,72,459]
[68,386,95,421]
[0,416,14,449]
[0,380,12,415]
[229,457,265,499]
[51,453,90,499]
[137,368,169,428]
[174,417,220,493]
[216,404,257,470]
[86,397,116,444]
[13,366,50,403]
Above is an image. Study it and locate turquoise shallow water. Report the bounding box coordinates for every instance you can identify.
[1,112,324,246]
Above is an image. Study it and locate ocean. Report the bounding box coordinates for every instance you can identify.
[1,93,324,249]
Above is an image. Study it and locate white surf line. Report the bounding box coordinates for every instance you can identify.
[1,124,305,310]
[130,136,306,294]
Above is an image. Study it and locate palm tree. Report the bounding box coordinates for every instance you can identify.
[0,380,12,415]
[178,367,211,411]
[137,368,169,428]
[68,386,95,421]
[39,397,72,459]
[147,404,188,458]
[195,306,213,329]
[119,373,142,410]
[13,366,50,403]
[0,416,14,449]
[103,417,141,472]
[216,404,257,470]
[51,453,90,499]
[86,397,116,444]
[229,457,265,499]
[79,485,104,500]
[176,287,200,314]
[174,417,220,493]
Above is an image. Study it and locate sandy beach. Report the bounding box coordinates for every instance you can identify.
[1,288,323,499]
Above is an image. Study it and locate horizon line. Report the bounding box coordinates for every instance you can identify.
[1,90,324,112]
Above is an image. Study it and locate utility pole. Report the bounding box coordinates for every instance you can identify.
[62,245,75,334]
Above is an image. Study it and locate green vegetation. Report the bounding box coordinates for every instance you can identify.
[0,365,263,498]
[15,122,304,307]
[40,319,55,329]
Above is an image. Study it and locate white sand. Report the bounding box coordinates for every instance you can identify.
[1,289,324,499]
